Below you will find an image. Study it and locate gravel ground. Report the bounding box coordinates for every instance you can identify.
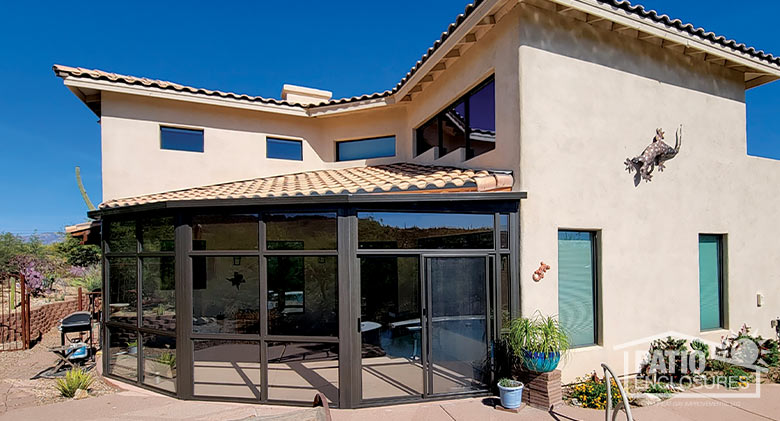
[0,326,117,412]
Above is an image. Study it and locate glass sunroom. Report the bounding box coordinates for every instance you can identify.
[99,166,523,408]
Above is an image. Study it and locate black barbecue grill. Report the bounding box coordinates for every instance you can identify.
[59,311,92,345]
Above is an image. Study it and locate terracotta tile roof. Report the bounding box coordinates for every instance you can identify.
[99,163,514,209]
[54,0,779,110]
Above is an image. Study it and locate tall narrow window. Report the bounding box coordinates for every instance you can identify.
[699,234,725,331]
[558,230,598,347]
[160,126,204,152]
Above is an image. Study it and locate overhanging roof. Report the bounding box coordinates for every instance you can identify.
[54,0,780,118]
[96,163,516,214]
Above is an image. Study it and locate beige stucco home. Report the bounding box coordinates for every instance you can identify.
[55,0,780,409]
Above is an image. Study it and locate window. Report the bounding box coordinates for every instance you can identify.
[415,76,495,159]
[358,212,494,249]
[267,137,303,161]
[191,256,260,334]
[699,234,725,331]
[160,126,204,152]
[558,231,598,347]
[336,136,395,161]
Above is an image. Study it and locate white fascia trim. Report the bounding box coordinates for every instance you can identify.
[63,78,310,117]
[306,97,395,117]
[553,0,780,78]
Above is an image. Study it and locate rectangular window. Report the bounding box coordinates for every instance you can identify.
[699,234,725,331]
[558,231,598,347]
[160,126,204,152]
[191,256,260,334]
[415,76,495,159]
[357,212,494,249]
[267,137,303,161]
[336,136,395,161]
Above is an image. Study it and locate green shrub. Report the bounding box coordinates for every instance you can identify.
[158,351,176,368]
[55,368,94,398]
[70,265,101,292]
[645,382,671,394]
[55,236,101,267]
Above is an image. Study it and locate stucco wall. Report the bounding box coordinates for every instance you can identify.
[513,4,780,381]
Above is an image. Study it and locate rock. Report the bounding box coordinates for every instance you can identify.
[628,392,661,407]
[570,398,582,407]
[73,389,89,400]
[672,385,684,392]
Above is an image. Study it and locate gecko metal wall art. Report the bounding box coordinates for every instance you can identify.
[625,125,683,184]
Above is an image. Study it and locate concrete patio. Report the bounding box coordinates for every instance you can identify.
[1,381,777,421]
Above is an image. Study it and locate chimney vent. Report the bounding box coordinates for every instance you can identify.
[281,84,332,105]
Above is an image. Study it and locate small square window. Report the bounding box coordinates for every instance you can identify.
[337,136,395,161]
[267,137,303,161]
[160,126,203,152]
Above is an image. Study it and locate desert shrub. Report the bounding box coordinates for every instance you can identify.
[645,382,671,394]
[0,232,49,273]
[639,337,705,381]
[10,255,62,296]
[718,324,779,369]
[568,373,622,410]
[69,265,101,292]
[55,236,101,267]
[55,368,94,398]
[158,351,176,368]
[707,364,753,389]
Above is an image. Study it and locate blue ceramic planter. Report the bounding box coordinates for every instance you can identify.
[522,350,561,372]
[498,382,524,409]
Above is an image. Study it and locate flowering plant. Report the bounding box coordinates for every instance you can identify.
[567,372,623,410]
[10,255,58,296]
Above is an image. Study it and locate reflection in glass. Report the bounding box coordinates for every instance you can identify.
[499,214,509,249]
[429,257,488,394]
[192,215,258,250]
[467,79,496,157]
[267,256,338,336]
[108,327,137,381]
[360,256,423,400]
[267,342,338,403]
[265,213,337,250]
[193,340,260,399]
[441,100,466,156]
[106,220,135,253]
[358,212,494,249]
[108,257,137,325]
[142,334,177,392]
[415,117,439,156]
[141,216,174,252]
[500,255,510,330]
[142,257,175,330]
[192,257,259,334]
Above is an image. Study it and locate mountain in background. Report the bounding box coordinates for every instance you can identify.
[17,232,64,245]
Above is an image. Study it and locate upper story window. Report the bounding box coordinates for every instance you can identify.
[336,136,396,161]
[416,76,495,160]
[160,126,204,153]
[267,137,303,161]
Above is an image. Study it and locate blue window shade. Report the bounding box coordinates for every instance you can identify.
[337,136,395,161]
[160,127,203,152]
[558,231,597,347]
[699,235,723,330]
[267,137,303,161]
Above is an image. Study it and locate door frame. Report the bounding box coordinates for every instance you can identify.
[420,253,495,399]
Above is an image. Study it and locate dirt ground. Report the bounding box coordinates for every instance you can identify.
[0,326,116,414]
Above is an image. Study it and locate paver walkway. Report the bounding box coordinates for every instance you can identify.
[1,382,778,420]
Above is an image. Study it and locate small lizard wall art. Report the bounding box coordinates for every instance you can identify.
[625,125,683,183]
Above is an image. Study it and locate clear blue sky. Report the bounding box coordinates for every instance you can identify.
[0,1,777,234]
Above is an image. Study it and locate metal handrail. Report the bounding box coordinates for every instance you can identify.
[601,363,633,421]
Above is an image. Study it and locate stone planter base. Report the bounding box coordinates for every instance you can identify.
[519,369,562,409]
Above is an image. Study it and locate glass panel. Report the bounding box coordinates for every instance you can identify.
[416,117,439,157]
[428,257,488,394]
[500,255,510,330]
[192,257,259,334]
[108,257,137,325]
[192,215,258,250]
[142,334,177,392]
[440,100,466,156]
[337,136,396,161]
[699,235,723,330]
[267,137,303,160]
[140,216,174,252]
[193,340,261,399]
[499,214,509,249]
[267,341,339,403]
[267,256,338,336]
[468,80,496,157]
[360,256,423,400]
[358,212,494,249]
[141,257,176,330]
[558,231,597,347]
[265,213,337,250]
[106,219,135,253]
[108,327,137,381]
[160,126,204,152]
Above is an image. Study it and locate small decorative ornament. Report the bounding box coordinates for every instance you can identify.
[227,271,245,290]
[533,262,551,282]
[625,125,683,183]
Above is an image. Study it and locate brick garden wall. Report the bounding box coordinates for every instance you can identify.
[29,299,79,339]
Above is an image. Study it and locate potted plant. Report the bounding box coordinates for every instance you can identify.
[497,378,524,409]
[126,340,138,355]
[507,312,570,373]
